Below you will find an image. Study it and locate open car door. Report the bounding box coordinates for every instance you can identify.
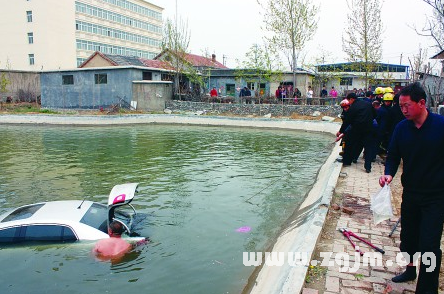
[107,183,139,231]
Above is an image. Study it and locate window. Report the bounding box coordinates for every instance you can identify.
[80,203,108,233]
[1,204,44,222]
[340,77,353,86]
[226,84,235,96]
[0,227,20,243]
[28,54,35,65]
[142,71,152,80]
[247,82,255,91]
[259,83,266,96]
[94,73,107,84]
[161,73,173,81]
[27,32,33,44]
[24,225,77,242]
[62,75,74,85]
[26,11,32,22]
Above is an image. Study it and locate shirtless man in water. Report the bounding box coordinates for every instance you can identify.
[93,220,132,259]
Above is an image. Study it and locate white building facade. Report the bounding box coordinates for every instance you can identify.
[0,0,163,70]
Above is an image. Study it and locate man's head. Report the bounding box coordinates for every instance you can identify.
[383,93,394,106]
[108,220,125,237]
[340,99,350,111]
[372,100,381,109]
[398,82,427,120]
[346,92,357,104]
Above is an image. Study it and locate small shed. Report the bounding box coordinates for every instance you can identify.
[41,66,172,111]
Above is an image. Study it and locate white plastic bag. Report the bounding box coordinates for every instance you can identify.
[371,184,394,225]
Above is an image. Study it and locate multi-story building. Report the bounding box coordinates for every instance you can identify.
[0,0,163,71]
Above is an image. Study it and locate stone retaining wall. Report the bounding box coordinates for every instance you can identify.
[166,100,343,117]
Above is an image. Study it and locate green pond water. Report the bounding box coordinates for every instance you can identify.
[0,124,332,294]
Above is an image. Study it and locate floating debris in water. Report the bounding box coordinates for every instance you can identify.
[236,226,251,233]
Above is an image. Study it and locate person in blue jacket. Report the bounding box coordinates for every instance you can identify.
[379,82,444,294]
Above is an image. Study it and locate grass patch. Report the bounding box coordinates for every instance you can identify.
[0,103,59,114]
[305,264,328,283]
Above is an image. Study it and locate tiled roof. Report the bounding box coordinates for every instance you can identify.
[80,51,225,70]
[139,58,174,70]
[184,52,228,69]
[105,54,145,66]
[154,50,229,69]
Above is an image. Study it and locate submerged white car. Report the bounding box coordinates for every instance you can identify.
[0,183,140,244]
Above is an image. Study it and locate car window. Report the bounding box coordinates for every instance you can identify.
[80,203,108,233]
[24,225,77,242]
[0,227,20,243]
[0,225,77,243]
[1,204,44,223]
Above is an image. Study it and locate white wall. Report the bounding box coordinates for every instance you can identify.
[0,0,77,70]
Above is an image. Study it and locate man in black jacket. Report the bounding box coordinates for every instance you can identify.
[380,82,444,294]
[341,92,376,172]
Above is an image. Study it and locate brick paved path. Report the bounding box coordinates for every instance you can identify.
[302,158,422,294]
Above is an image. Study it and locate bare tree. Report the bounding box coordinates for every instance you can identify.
[408,47,430,82]
[342,0,383,88]
[257,0,318,88]
[305,47,341,96]
[416,0,444,51]
[161,17,195,97]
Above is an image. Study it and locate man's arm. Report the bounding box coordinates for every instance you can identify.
[379,126,402,187]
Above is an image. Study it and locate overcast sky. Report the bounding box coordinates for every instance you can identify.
[148,0,438,71]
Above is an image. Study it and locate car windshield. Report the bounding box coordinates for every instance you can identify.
[80,203,108,234]
[1,204,45,223]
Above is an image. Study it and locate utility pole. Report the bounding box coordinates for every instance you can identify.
[223,55,227,66]
[400,53,403,65]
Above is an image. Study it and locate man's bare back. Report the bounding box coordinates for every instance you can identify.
[92,220,132,260]
[93,236,132,258]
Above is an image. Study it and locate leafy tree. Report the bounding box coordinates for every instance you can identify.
[235,43,283,99]
[342,0,383,88]
[257,0,318,89]
[0,62,11,98]
[0,72,9,94]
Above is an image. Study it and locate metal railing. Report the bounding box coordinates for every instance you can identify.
[174,95,343,106]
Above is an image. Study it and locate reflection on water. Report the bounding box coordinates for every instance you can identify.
[0,124,332,294]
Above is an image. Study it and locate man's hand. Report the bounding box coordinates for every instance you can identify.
[379,175,393,187]
[335,133,344,142]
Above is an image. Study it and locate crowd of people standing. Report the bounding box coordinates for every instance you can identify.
[274,85,339,105]
[335,85,404,173]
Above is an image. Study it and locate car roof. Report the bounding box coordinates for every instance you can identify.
[33,200,96,222]
[0,200,101,225]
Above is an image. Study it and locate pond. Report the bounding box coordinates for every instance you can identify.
[0,124,332,294]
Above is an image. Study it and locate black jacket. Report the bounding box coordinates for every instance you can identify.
[342,99,375,133]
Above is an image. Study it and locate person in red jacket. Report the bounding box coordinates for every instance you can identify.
[210,87,218,97]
